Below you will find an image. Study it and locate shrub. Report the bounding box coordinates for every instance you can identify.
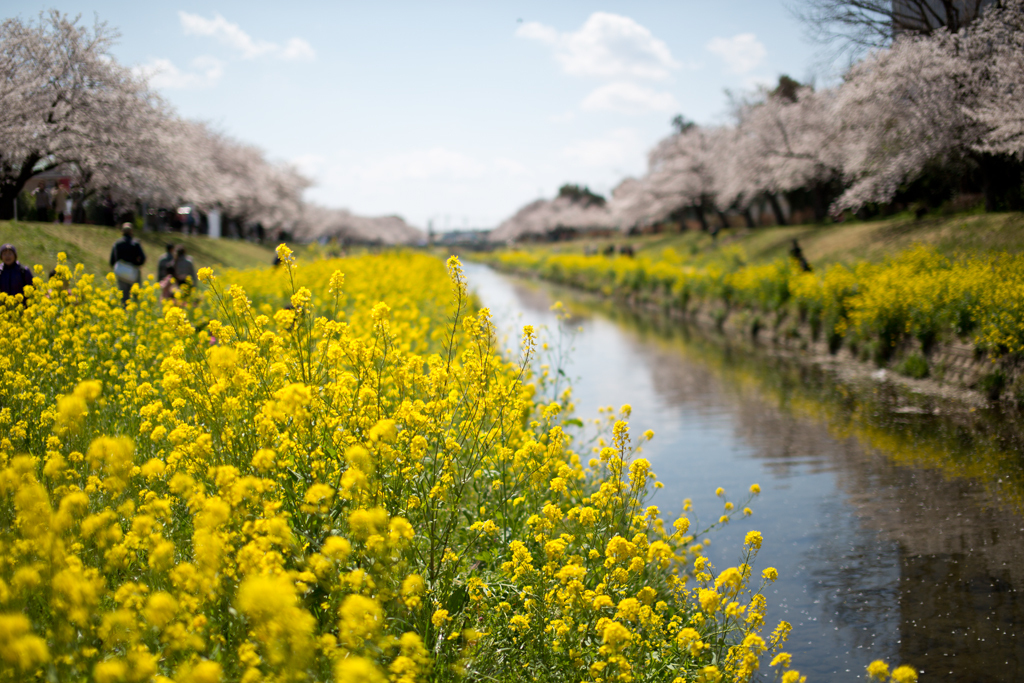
[896,352,930,379]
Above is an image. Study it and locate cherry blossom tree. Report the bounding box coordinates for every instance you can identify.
[639,126,727,231]
[495,1,1021,234]
[957,0,1024,159]
[490,192,614,242]
[0,10,421,241]
[0,11,127,219]
[144,121,311,237]
[294,203,422,245]
[61,74,181,218]
[830,36,974,212]
[608,177,660,231]
[733,86,843,221]
[830,0,1023,213]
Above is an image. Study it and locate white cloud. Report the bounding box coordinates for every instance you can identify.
[517,12,679,80]
[581,82,678,114]
[562,128,645,168]
[282,37,316,62]
[179,12,316,62]
[706,33,766,74]
[132,56,224,89]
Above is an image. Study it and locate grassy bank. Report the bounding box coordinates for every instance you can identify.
[0,220,276,277]
[482,212,1024,401]
[516,211,1024,267]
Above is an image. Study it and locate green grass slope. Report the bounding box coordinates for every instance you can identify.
[521,212,1024,267]
[0,220,277,278]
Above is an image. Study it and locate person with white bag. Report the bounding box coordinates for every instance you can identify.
[109,223,147,303]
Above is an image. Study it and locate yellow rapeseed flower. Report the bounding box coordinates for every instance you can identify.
[866,660,890,680]
[891,665,919,683]
[335,655,387,683]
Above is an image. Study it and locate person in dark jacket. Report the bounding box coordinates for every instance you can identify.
[789,239,812,273]
[173,245,197,286]
[157,243,176,281]
[0,243,34,303]
[110,224,146,302]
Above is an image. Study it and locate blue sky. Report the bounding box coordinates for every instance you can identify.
[6,2,822,229]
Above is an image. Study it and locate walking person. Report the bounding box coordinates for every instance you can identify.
[789,239,812,273]
[157,243,176,281]
[0,243,35,303]
[158,244,179,301]
[34,186,51,222]
[172,245,197,302]
[173,245,197,286]
[110,223,146,303]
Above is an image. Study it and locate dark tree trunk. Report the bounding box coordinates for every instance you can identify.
[693,204,709,232]
[0,154,43,220]
[73,174,95,225]
[715,208,730,230]
[811,183,828,223]
[978,153,1024,212]
[743,207,756,228]
[767,193,788,226]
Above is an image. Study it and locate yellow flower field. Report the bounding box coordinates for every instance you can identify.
[0,248,828,683]
[489,245,1024,362]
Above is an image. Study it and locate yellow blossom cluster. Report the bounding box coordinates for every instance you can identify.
[0,249,807,682]
[867,659,919,683]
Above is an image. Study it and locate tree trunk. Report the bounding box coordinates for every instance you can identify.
[0,154,43,220]
[811,183,828,223]
[743,207,756,228]
[715,208,730,230]
[767,193,788,226]
[73,176,95,225]
[693,204,709,232]
[978,153,1024,212]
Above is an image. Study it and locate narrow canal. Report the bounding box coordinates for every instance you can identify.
[464,261,1024,683]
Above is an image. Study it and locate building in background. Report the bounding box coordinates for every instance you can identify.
[892,0,996,34]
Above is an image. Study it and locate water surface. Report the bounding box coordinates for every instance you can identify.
[465,262,1024,682]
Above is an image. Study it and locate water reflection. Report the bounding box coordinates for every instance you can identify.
[464,262,1024,682]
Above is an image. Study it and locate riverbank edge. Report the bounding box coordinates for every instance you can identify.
[482,260,1023,410]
